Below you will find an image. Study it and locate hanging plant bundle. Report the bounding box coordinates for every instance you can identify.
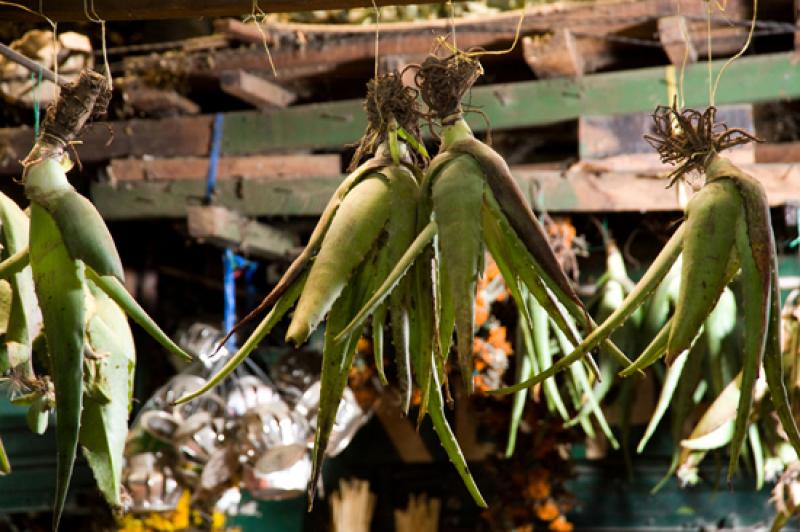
[495,101,800,481]
[415,53,634,394]
[503,225,618,458]
[345,54,631,414]
[172,72,489,508]
[0,70,193,529]
[666,288,800,493]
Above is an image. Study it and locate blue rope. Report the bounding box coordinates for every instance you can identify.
[205,113,225,203]
[223,249,238,349]
[222,250,258,350]
[31,67,42,138]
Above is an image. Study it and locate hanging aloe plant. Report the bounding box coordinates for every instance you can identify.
[0,70,192,529]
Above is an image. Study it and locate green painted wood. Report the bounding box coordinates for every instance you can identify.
[221,52,800,155]
[91,176,340,220]
[0,399,95,513]
[566,460,780,530]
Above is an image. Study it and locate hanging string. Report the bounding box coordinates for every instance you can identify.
[675,0,689,110]
[435,10,525,58]
[370,0,380,79]
[710,0,758,106]
[448,0,457,54]
[83,0,112,87]
[246,0,278,77]
[707,1,713,106]
[0,1,58,86]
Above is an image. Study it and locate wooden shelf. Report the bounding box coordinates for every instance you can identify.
[89,160,800,219]
[3,51,800,176]
[1,0,441,21]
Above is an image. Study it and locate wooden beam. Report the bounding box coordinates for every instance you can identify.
[373,397,433,463]
[658,16,698,65]
[218,52,800,156]
[186,205,299,259]
[107,155,341,182]
[795,0,800,49]
[523,31,586,79]
[0,0,459,21]
[3,51,800,173]
[0,116,213,175]
[91,174,340,219]
[756,142,800,163]
[150,0,743,82]
[90,162,800,219]
[121,81,200,117]
[220,70,296,109]
[578,104,754,170]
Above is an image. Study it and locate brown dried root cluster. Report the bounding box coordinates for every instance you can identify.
[644,102,761,187]
[415,53,482,123]
[349,71,422,170]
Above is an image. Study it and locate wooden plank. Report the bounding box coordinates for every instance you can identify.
[90,162,800,219]
[91,175,340,219]
[220,70,296,109]
[157,0,743,82]
[107,155,341,182]
[658,16,698,65]
[0,0,460,21]
[523,30,586,78]
[756,141,800,163]
[186,205,299,259]
[372,397,433,463]
[219,51,800,155]
[578,105,754,170]
[4,51,800,172]
[527,163,800,212]
[795,0,800,49]
[121,81,200,117]
[0,116,212,175]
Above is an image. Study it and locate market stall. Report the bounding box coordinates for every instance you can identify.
[1,1,800,530]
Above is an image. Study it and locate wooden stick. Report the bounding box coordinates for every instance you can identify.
[0,43,66,88]
[394,493,441,532]
[330,479,376,532]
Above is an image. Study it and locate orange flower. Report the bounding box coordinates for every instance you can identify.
[527,475,551,499]
[473,337,484,354]
[485,260,501,281]
[535,499,560,522]
[357,337,371,353]
[475,306,490,327]
[475,375,490,392]
[488,326,513,354]
[411,388,421,406]
[549,516,573,532]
